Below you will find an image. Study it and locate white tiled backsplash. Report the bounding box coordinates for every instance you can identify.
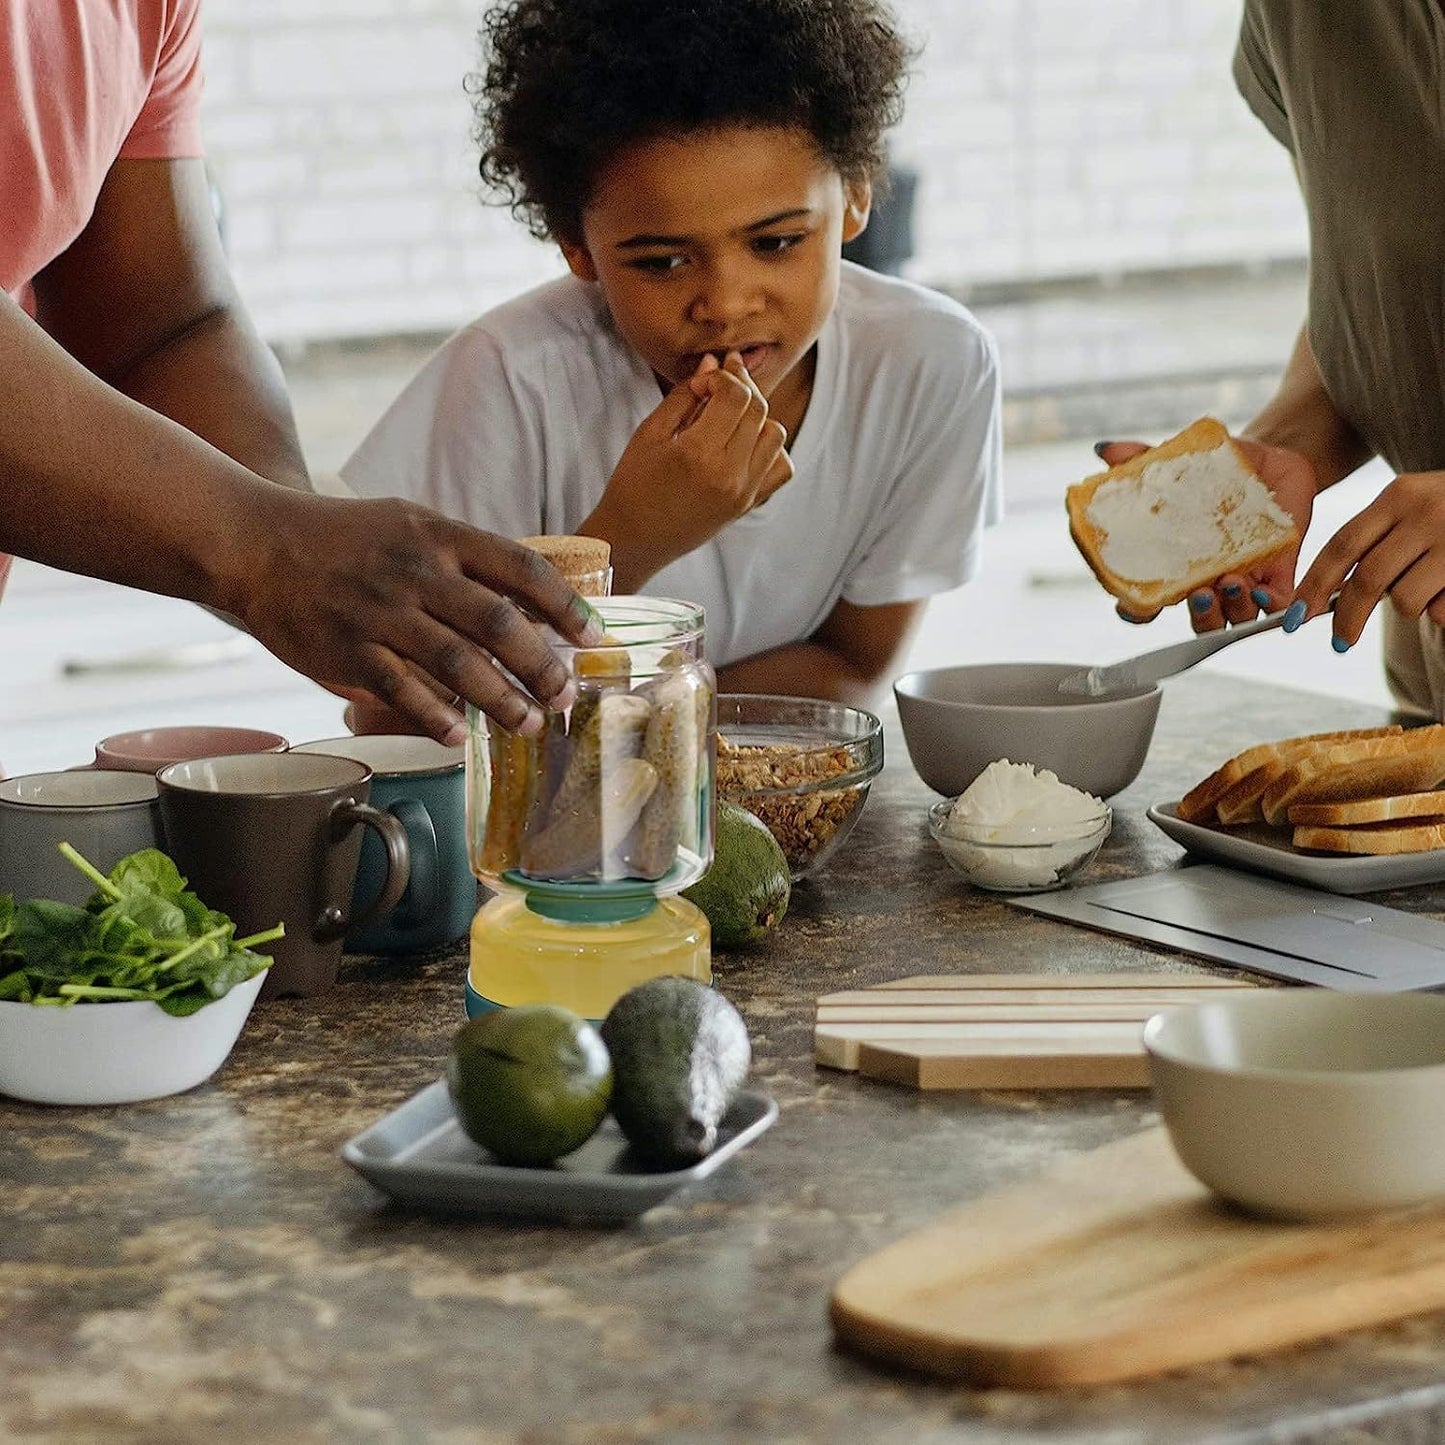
[202,0,1307,345]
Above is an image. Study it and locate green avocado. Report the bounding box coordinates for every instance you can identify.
[446,1004,612,1167]
[682,801,790,949]
[600,976,751,1167]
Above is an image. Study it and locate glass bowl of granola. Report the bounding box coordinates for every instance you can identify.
[715,695,884,880]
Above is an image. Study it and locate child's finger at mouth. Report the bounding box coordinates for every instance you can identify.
[722,349,758,384]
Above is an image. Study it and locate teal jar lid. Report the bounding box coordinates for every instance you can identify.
[501,861,693,924]
[502,872,657,923]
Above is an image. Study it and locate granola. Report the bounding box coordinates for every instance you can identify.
[716,735,862,873]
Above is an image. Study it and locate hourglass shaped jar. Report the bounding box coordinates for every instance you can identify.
[467,597,716,896]
[465,597,715,1019]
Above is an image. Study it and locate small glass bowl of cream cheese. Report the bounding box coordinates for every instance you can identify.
[927,759,1111,894]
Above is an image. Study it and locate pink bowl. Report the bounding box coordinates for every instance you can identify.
[94,726,289,774]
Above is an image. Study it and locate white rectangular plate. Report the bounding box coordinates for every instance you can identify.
[341,1079,777,1223]
[1148,800,1445,895]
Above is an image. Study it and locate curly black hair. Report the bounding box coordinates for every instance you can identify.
[472,0,913,243]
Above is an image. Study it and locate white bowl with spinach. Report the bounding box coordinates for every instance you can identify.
[0,845,281,1104]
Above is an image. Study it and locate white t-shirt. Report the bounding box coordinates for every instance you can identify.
[341,261,1003,669]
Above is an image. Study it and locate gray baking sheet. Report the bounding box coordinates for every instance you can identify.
[1011,864,1445,991]
[341,1079,777,1223]
[1149,800,1445,894]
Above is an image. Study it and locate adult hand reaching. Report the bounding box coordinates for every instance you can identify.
[1094,436,1317,631]
[227,488,602,743]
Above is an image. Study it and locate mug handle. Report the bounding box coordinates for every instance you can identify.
[389,797,439,930]
[327,800,411,937]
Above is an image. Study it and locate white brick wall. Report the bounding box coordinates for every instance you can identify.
[201,0,1308,344]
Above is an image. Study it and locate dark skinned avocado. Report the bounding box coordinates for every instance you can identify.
[600,976,751,1167]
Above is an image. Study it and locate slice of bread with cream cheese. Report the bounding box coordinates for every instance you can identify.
[1066,417,1299,614]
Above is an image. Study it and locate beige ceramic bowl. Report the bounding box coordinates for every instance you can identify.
[893,662,1160,799]
[1145,991,1445,1219]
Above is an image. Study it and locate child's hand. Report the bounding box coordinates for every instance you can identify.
[1292,470,1445,650]
[590,351,792,588]
[1095,436,1316,630]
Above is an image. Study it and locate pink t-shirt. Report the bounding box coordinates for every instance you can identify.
[1,0,203,601]
[2,0,204,304]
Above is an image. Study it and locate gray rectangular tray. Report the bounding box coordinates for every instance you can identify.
[1149,800,1445,894]
[341,1079,777,1223]
[1013,864,1445,991]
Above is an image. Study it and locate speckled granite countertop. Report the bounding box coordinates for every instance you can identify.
[4,675,1445,1445]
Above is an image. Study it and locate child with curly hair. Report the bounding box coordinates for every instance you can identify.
[343,0,1001,706]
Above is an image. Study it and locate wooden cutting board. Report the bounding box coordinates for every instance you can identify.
[816,972,1265,1089]
[831,1125,1445,1388]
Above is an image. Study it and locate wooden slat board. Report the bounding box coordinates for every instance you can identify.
[816,972,1266,1089]
[831,1126,1445,1388]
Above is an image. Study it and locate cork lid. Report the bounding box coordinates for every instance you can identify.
[519,534,612,593]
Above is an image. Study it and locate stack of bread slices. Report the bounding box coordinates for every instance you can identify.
[1178,725,1445,854]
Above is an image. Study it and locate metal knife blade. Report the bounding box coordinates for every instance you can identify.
[1057,593,1340,698]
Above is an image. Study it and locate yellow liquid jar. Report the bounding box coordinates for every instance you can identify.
[466,597,715,1019]
[466,889,710,1021]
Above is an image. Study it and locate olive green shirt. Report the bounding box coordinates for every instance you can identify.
[1234,0,1445,475]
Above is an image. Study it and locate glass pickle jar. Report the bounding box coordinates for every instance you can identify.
[465,597,715,1019]
[467,597,715,895]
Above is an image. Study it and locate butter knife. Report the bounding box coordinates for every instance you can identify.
[1057,593,1340,698]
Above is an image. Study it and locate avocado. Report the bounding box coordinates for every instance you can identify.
[681,801,790,949]
[446,1004,612,1167]
[600,976,751,1167]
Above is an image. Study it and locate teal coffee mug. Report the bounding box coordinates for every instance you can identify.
[292,736,474,953]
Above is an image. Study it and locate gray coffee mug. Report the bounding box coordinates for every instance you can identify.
[292,736,475,954]
[0,770,165,906]
[156,753,410,1000]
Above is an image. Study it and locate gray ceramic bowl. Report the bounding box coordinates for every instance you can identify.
[1145,992,1445,1220]
[893,662,1160,798]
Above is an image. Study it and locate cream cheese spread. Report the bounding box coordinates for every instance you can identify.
[1086,443,1293,584]
[940,759,1107,890]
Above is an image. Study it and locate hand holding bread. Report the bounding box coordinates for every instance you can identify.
[1075,419,1316,629]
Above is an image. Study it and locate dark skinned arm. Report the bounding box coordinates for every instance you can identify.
[2,160,598,740]
[32,158,309,491]
[714,597,923,708]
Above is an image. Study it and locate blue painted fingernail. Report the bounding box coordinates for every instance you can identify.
[1189,592,1212,614]
[1281,599,1307,634]
[1332,635,1351,654]
[1222,584,1242,598]
[1251,588,1271,608]
[1119,611,1148,624]
[1093,441,1116,460]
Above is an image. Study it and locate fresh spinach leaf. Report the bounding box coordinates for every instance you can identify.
[0,846,283,1011]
